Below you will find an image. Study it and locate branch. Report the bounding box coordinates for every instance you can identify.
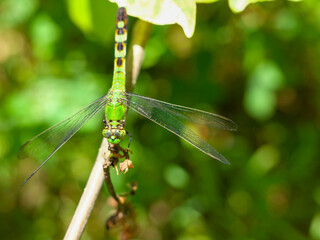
[63,19,152,240]
[63,139,108,240]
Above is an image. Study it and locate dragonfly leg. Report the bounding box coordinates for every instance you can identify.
[105,143,133,174]
[104,151,119,168]
[126,131,132,148]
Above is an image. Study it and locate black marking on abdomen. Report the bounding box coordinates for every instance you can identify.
[117,28,124,35]
[116,57,123,67]
[117,43,124,51]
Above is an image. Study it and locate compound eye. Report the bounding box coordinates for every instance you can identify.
[105,130,112,138]
[114,131,121,138]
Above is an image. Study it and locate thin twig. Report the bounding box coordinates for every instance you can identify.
[103,146,120,203]
[63,19,152,240]
[103,166,119,202]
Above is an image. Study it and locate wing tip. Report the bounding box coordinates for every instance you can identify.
[20,174,34,187]
[210,154,231,165]
[17,140,31,160]
[221,159,231,165]
[214,154,231,165]
[229,120,238,132]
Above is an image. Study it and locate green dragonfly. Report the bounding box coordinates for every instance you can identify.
[20,6,237,185]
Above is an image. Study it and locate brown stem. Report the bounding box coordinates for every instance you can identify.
[103,159,120,203]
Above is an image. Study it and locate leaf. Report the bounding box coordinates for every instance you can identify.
[228,0,301,13]
[229,0,275,13]
[196,0,219,3]
[110,0,197,38]
[67,0,92,33]
[68,0,303,40]
[66,0,117,43]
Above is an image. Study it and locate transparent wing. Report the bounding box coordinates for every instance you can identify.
[125,92,237,164]
[19,94,109,185]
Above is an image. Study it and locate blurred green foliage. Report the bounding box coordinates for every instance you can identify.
[0,0,320,240]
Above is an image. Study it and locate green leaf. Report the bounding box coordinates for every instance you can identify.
[66,0,117,43]
[110,0,197,38]
[67,0,92,33]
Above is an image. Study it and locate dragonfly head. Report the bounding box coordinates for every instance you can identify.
[102,120,126,144]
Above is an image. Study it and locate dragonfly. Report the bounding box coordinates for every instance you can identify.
[20,6,237,185]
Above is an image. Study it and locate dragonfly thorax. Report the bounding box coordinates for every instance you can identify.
[102,120,126,144]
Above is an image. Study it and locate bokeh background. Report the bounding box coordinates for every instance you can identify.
[1,0,320,239]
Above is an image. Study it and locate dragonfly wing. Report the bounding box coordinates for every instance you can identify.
[126,93,237,131]
[20,94,109,185]
[125,93,235,164]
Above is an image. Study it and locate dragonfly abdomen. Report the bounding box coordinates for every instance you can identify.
[112,7,128,92]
